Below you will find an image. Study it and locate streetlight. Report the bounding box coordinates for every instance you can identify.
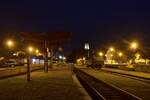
[63,56,66,63]
[130,42,138,50]
[130,42,138,64]
[6,40,14,58]
[59,55,63,59]
[118,52,123,64]
[98,52,103,57]
[28,46,33,53]
[118,52,123,57]
[110,54,113,57]
[35,49,39,53]
[26,46,34,81]
[109,47,115,52]
[7,40,13,47]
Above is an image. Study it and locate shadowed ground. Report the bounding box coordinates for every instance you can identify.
[0,67,84,100]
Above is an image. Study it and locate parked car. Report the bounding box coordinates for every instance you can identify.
[0,61,8,67]
[6,60,18,67]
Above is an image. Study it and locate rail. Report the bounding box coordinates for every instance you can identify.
[73,68,142,100]
[100,69,150,84]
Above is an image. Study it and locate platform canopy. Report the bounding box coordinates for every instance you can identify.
[19,32,72,46]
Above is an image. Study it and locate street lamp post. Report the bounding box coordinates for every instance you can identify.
[6,40,14,57]
[27,46,33,81]
[98,51,104,60]
[44,40,48,73]
[109,47,115,64]
[27,55,31,81]
[130,42,138,63]
[118,52,123,63]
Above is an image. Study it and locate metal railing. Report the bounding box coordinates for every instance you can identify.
[0,65,43,79]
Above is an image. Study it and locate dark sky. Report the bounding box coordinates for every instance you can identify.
[0,0,150,50]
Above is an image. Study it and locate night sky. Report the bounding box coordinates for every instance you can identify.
[0,0,150,50]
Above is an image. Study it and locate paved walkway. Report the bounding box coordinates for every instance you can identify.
[0,67,85,100]
[102,67,150,79]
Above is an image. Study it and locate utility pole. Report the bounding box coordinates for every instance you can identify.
[27,55,31,81]
[49,47,53,68]
[44,40,48,73]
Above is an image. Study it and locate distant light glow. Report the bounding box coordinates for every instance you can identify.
[32,58,36,63]
[59,55,63,59]
[28,46,33,52]
[58,47,63,51]
[13,53,16,56]
[84,43,90,50]
[130,42,138,50]
[36,49,39,53]
[38,53,43,56]
[109,47,114,52]
[63,57,66,60]
[83,57,86,60]
[118,52,123,57]
[7,40,13,47]
[135,53,140,60]
[98,52,103,56]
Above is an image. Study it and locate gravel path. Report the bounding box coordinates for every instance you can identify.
[0,68,84,100]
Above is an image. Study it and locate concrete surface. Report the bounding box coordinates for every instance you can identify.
[0,67,85,100]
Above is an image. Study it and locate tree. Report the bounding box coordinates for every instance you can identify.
[16,51,26,59]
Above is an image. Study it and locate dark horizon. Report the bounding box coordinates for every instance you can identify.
[0,0,150,50]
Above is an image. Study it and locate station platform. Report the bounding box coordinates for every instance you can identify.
[102,67,150,80]
[0,67,89,100]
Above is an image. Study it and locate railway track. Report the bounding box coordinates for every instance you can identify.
[74,68,142,100]
[99,69,150,84]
